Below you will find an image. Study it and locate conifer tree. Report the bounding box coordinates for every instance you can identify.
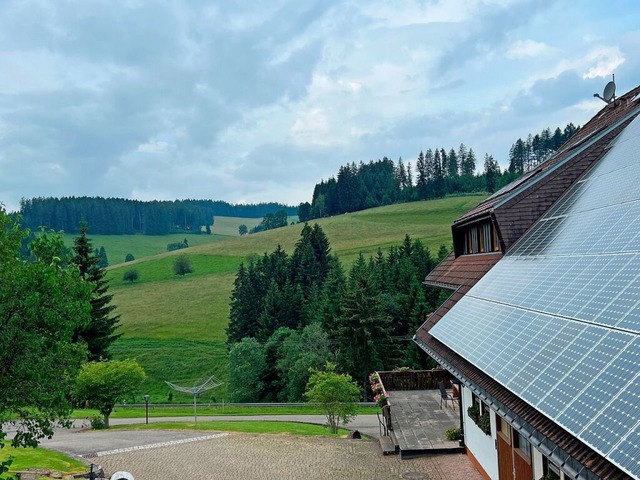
[72,221,121,361]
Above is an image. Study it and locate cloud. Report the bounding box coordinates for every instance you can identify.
[506,39,552,59]
[0,0,636,212]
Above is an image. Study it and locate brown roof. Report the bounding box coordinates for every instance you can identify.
[424,251,502,290]
[454,84,640,232]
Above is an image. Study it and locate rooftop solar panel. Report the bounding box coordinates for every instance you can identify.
[430,113,640,478]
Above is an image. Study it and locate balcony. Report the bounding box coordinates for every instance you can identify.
[375,369,464,457]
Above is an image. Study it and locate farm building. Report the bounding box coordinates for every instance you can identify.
[414,82,640,480]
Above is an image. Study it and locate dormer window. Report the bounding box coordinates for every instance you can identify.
[462,220,499,254]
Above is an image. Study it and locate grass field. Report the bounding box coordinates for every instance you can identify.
[63,232,231,266]
[104,195,485,400]
[115,421,349,436]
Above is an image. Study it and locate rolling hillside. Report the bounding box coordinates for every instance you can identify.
[106,195,485,401]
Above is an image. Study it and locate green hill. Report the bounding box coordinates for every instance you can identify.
[106,195,485,401]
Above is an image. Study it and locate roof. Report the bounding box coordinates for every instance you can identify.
[454,84,640,229]
[417,84,640,480]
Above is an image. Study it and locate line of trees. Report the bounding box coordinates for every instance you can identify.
[17,197,297,235]
[226,224,449,402]
[508,123,579,174]
[298,123,579,221]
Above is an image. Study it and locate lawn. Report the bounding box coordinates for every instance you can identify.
[74,404,379,418]
[0,442,87,476]
[114,421,350,436]
[63,232,230,266]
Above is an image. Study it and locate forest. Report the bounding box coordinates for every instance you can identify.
[17,197,297,235]
[298,123,579,221]
[226,223,450,402]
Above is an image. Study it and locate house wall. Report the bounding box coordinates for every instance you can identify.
[462,386,499,480]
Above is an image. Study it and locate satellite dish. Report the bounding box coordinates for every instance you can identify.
[593,75,616,104]
[603,81,616,102]
[111,472,135,480]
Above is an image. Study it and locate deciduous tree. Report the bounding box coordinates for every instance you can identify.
[305,362,360,433]
[173,254,193,276]
[0,208,92,475]
[74,359,146,428]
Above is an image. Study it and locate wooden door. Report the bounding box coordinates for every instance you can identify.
[497,433,513,480]
[514,451,533,480]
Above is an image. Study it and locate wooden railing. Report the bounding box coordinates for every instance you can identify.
[376,369,454,391]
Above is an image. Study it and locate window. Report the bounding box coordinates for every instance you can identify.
[469,393,491,435]
[514,430,531,458]
[461,221,500,254]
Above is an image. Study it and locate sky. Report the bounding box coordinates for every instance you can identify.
[1,0,639,212]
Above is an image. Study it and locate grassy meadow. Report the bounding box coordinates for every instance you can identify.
[104,195,485,401]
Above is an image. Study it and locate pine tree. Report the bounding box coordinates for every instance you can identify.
[72,222,121,361]
[337,254,392,394]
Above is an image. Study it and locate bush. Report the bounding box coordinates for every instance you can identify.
[125,253,135,262]
[90,416,106,430]
[445,427,461,441]
[123,269,139,283]
[173,254,193,276]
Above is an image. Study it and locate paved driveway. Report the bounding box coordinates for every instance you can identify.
[31,417,482,480]
[91,432,483,480]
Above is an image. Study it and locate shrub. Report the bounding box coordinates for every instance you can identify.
[123,269,139,283]
[90,416,106,430]
[445,427,461,441]
[125,253,135,262]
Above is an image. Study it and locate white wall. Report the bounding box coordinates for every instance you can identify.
[462,386,499,480]
[533,447,544,479]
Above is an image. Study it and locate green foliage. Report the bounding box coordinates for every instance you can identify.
[445,427,461,441]
[123,269,139,283]
[74,359,146,428]
[106,196,484,397]
[467,404,491,435]
[238,224,248,236]
[275,323,332,402]
[89,416,106,430]
[250,210,289,234]
[173,254,193,276]
[305,363,360,434]
[0,208,92,476]
[73,222,121,361]
[167,238,189,251]
[19,197,295,235]
[125,253,135,262]
[228,338,266,402]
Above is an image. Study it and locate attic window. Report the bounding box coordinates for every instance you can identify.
[463,221,499,254]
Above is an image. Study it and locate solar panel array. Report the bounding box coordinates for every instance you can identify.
[430,114,640,478]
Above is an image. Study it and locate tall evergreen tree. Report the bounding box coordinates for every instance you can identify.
[337,254,392,394]
[72,222,121,361]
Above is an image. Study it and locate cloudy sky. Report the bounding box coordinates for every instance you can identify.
[1,0,639,212]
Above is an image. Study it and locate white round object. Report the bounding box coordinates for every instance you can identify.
[111,472,135,480]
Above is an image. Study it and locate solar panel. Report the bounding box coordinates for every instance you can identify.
[429,113,640,478]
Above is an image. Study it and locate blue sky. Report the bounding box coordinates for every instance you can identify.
[1,0,639,212]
